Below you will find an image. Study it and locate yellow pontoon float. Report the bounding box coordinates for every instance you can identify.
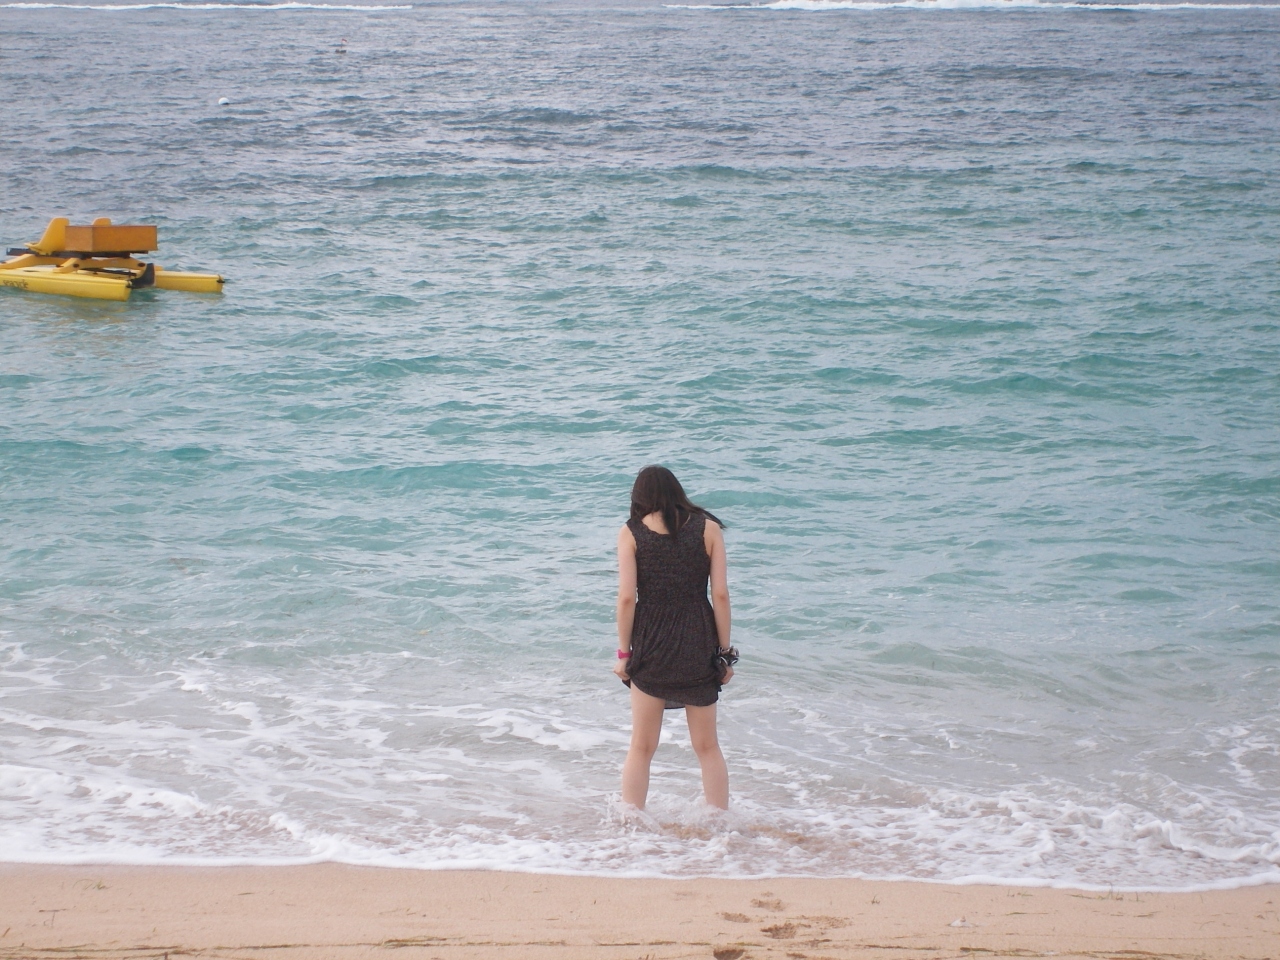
[1,217,224,301]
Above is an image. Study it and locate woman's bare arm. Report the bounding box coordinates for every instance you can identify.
[704,519,733,683]
[614,524,637,679]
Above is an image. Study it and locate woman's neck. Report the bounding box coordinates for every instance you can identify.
[642,511,670,535]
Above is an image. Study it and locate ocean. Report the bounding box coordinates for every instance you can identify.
[1,0,1278,890]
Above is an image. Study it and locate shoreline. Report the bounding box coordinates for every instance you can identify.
[3,858,1279,895]
[3,864,1276,959]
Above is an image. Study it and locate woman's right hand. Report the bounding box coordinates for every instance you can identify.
[613,658,630,682]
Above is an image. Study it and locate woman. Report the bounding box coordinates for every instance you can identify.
[613,465,737,810]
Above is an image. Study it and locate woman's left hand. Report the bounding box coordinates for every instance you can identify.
[613,658,630,682]
[721,665,734,685]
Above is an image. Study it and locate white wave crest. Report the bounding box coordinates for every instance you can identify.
[666,0,1280,11]
[0,2,412,10]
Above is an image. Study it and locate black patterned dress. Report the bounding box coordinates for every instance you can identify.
[625,512,722,708]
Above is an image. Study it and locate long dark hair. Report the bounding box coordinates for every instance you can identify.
[629,465,723,536]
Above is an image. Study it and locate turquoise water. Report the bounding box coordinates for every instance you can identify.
[1,0,1279,888]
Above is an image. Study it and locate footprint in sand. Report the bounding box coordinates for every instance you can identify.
[762,921,800,939]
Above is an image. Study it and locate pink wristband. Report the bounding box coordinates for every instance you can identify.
[617,649,631,659]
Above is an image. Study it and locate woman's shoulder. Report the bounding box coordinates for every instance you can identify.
[686,511,716,545]
[700,512,723,548]
[688,509,721,533]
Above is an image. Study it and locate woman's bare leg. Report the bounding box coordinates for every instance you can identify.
[622,685,667,809]
[686,703,728,810]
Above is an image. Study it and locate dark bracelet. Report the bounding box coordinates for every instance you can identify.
[715,646,739,669]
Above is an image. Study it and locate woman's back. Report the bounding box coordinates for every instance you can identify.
[628,512,711,605]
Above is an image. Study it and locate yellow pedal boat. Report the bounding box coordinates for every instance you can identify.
[1,217,224,302]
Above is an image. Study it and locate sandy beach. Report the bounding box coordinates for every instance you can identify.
[1,864,1275,960]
